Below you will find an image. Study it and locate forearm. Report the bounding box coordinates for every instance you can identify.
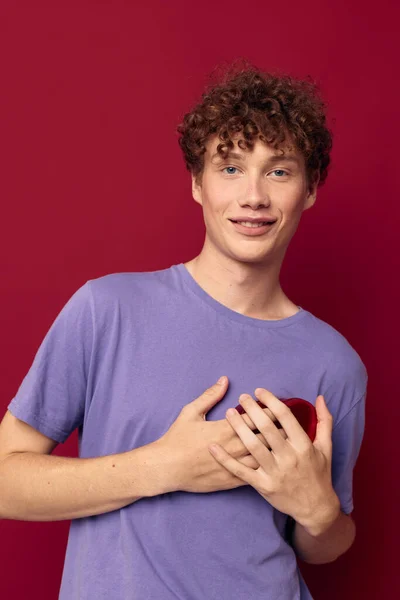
[0,441,167,521]
[292,499,356,564]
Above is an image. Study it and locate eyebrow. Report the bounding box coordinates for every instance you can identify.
[211,151,300,164]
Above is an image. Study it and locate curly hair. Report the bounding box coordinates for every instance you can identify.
[177,59,333,188]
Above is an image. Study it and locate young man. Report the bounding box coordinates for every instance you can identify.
[0,64,367,599]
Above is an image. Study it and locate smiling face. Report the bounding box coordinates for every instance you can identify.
[191,133,318,268]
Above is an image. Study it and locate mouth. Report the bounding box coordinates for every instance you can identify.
[229,220,277,228]
[228,219,278,237]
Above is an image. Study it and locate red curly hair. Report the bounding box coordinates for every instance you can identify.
[177,60,332,188]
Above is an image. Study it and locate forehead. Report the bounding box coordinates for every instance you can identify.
[206,134,303,166]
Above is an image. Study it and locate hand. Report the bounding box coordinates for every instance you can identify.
[155,377,287,495]
[208,388,339,529]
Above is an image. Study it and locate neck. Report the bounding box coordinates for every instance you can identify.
[184,245,300,321]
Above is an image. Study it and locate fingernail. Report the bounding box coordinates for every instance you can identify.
[218,376,227,384]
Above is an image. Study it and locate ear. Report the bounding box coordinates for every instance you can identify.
[303,172,320,211]
[191,173,203,206]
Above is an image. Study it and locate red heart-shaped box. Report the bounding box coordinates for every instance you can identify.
[234,397,318,442]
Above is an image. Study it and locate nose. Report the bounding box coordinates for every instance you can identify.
[238,177,271,210]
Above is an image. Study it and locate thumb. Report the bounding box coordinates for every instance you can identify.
[190,376,229,420]
[313,395,334,455]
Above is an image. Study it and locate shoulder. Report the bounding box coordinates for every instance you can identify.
[86,266,176,304]
[303,311,368,416]
[308,312,366,375]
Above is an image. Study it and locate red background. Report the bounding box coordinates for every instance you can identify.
[1,1,399,598]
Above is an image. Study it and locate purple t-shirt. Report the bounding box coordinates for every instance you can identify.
[8,263,368,599]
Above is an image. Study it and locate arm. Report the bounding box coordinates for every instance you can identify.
[290,499,356,564]
[0,411,166,521]
[291,395,366,564]
[0,378,260,521]
[0,282,156,521]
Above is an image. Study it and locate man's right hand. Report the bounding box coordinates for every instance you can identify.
[155,376,286,494]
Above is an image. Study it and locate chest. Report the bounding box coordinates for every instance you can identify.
[79,319,320,457]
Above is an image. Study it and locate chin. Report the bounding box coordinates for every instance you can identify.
[227,252,273,267]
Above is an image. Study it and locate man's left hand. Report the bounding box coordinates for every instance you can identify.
[208,388,340,531]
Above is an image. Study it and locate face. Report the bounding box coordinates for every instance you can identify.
[191,133,318,267]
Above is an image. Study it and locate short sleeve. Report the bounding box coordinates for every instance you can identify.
[331,392,366,514]
[7,282,94,443]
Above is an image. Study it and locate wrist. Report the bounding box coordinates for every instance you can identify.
[130,440,178,498]
[297,491,341,537]
[146,438,181,496]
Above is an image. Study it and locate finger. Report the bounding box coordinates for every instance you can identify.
[241,407,278,429]
[238,394,288,455]
[313,395,333,457]
[255,432,272,449]
[225,407,274,468]
[254,428,287,440]
[256,429,286,446]
[254,388,310,450]
[209,443,260,486]
[187,376,229,420]
[231,429,286,458]
[238,454,259,469]
[280,428,287,439]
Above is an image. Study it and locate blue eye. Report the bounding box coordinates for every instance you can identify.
[222,167,238,175]
[273,170,287,177]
